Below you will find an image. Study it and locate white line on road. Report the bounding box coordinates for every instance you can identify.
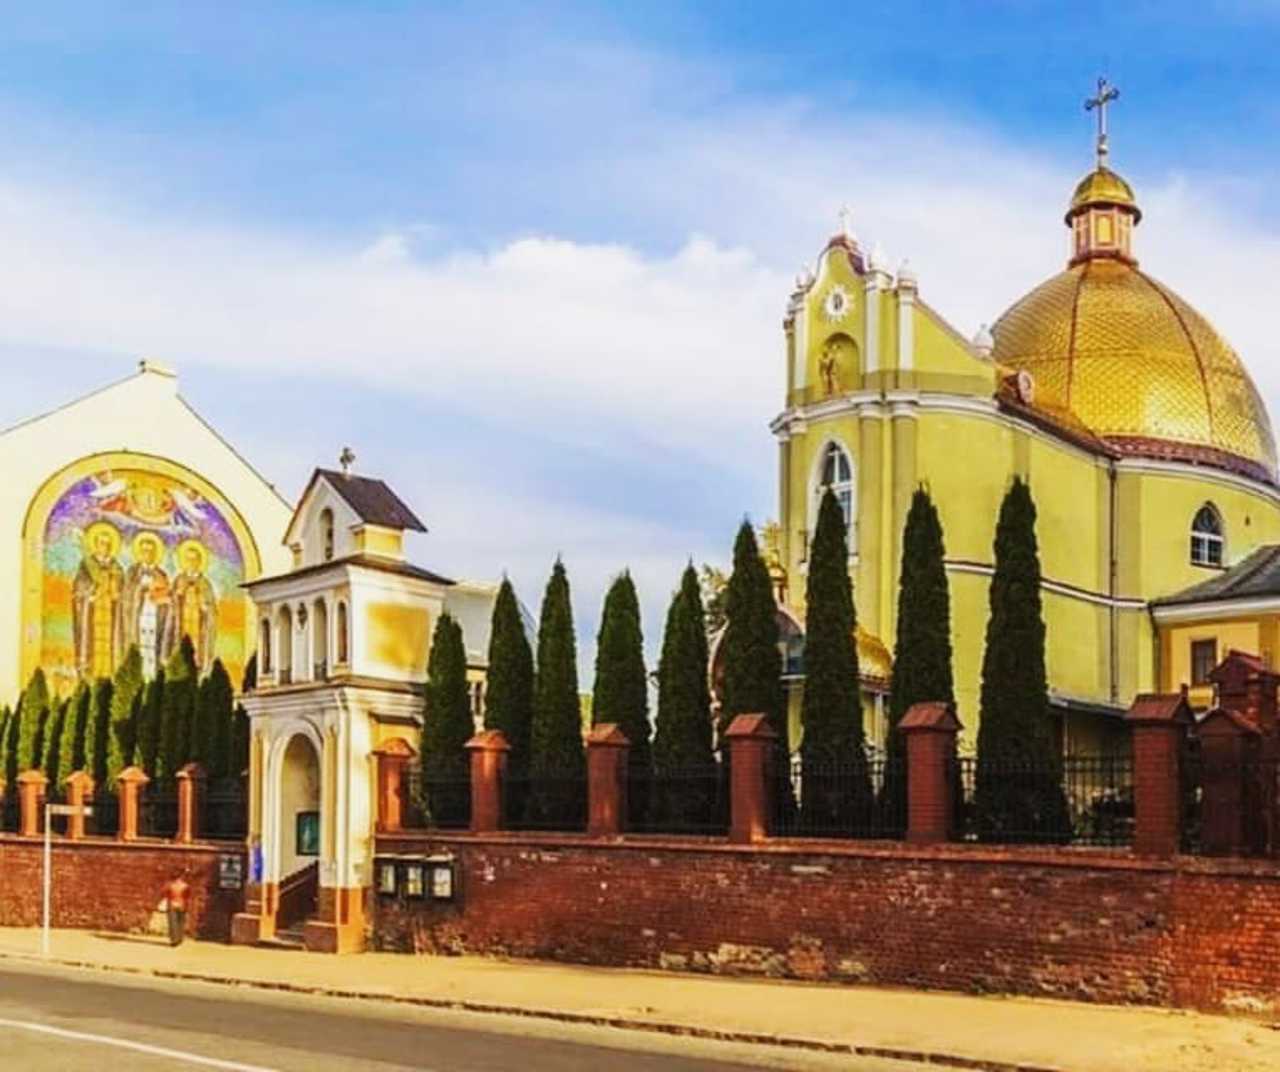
[0,1017,282,1071]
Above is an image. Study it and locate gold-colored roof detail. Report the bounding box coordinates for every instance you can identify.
[1067,166,1140,223]
[856,625,892,682]
[992,258,1277,481]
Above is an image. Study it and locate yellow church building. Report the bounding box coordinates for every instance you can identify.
[770,97,1280,752]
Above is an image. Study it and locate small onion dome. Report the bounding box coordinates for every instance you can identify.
[1067,165,1141,224]
[869,240,888,272]
[972,323,995,358]
[896,259,917,291]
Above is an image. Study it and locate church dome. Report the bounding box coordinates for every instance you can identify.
[992,166,1277,484]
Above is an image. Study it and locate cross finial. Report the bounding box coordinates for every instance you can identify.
[338,446,356,476]
[837,204,853,239]
[1084,76,1120,166]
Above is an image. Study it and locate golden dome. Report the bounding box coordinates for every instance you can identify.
[992,258,1277,482]
[1067,166,1141,223]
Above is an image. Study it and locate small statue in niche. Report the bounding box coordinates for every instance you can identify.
[820,342,841,397]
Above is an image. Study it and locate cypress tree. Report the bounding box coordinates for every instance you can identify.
[0,705,10,789]
[108,647,144,786]
[1,706,16,788]
[419,612,472,826]
[203,659,235,779]
[881,487,955,833]
[68,683,91,774]
[799,489,871,830]
[45,698,69,789]
[160,638,198,781]
[484,577,534,821]
[525,560,585,827]
[138,670,166,779]
[974,477,1068,842]
[592,572,651,826]
[651,564,718,829]
[16,669,50,774]
[719,521,790,820]
[242,653,258,693]
[89,678,114,786]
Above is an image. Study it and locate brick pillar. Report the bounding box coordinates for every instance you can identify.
[116,766,150,842]
[17,769,48,837]
[1198,707,1261,856]
[899,701,962,844]
[64,770,95,840]
[1125,693,1194,857]
[465,730,510,834]
[175,762,206,844]
[725,714,777,845]
[586,723,630,837]
[373,739,416,833]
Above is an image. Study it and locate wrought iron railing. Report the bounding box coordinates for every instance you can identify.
[505,771,587,833]
[631,765,728,836]
[777,754,904,839]
[203,778,248,841]
[405,769,471,830]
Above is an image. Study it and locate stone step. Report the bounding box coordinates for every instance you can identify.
[258,926,306,951]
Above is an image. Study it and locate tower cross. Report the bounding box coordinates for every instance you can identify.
[1084,77,1120,165]
[339,446,356,476]
[837,203,853,239]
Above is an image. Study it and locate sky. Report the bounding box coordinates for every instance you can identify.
[1,2,1279,677]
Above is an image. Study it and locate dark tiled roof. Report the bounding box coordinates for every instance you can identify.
[1152,544,1280,607]
[246,553,454,589]
[315,469,426,532]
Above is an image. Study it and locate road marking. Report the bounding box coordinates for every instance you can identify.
[0,1017,281,1070]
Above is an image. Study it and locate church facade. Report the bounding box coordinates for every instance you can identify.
[770,116,1280,751]
[0,362,294,704]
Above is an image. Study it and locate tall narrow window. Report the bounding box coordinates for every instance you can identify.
[818,442,854,536]
[336,601,349,664]
[320,508,335,562]
[260,619,272,674]
[1190,504,1224,567]
[1191,638,1218,686]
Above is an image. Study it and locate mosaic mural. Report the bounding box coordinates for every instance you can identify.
[41,469,247,693]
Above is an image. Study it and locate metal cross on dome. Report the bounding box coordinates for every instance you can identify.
[339,446,356,476]
[837,204,853,239]
[1084,77,1120,165]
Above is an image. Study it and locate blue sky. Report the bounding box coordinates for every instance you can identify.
[1,2,1279,674]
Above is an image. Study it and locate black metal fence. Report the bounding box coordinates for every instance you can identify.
[954,754,1134,847]
[204,778,248,841]
[141,785,179,839]
[630,765,728,836]
[1179,752,1280,856]
[505,772,586,833]
[1,790,17,833]
[776,754,906,839]
[405,769,472,831]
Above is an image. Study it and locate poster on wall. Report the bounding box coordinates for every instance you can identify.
[40,468,248,694]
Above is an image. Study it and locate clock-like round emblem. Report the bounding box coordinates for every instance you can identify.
[823,285,851,322]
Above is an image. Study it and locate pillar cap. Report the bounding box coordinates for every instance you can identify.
[177,762,207,781]
[65,770,95,792]
[465,729,511,752]
[724,713,778,740]
[1197,706,1261,738]
[117,765,151,785]
[16,769,48,786]
[1126,692,1195,727]
[899,701,962,734]
[373,737,417,758]
[585,723,630,747]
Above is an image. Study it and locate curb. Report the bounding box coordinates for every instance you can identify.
[0,947,1060,1072]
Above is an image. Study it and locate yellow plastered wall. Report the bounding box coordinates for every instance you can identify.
[363,602,431,678]
[1159,617,1273,708]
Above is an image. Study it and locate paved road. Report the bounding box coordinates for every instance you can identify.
[0,961,918,1071]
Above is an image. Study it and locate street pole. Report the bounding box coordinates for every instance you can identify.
[42,803,51,958]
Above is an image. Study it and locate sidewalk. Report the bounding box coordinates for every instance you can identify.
[0,928,1277,1072]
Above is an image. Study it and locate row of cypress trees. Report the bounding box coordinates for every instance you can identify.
[414,471,1061,840]
[0,640,250,794]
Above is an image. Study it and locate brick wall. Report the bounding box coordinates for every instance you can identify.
[373,832,1280,1015]
[0,836,245,940]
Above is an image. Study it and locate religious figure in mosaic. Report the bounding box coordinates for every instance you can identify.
[124,530,172,679]
[165,539,219,672]
[72,521,126,680]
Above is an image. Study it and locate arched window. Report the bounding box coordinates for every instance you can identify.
[260,619,272,674]
[313,598,329,679]
[814,441,854,542]
[277,605,294,683]
[336,601,349,665]
[320,508,335,562]
[1190,504,1224,567]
